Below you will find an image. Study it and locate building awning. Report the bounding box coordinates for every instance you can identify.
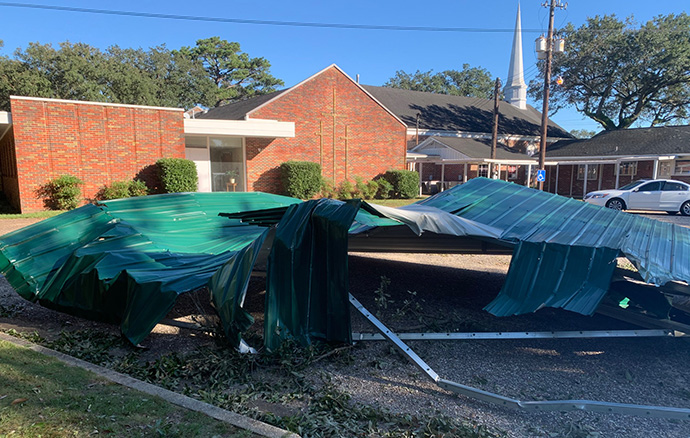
[184,117,295,138]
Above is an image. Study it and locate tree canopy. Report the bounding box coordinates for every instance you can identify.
[529,13,690,130]
[384,64,494,98]
[0,37,283,111]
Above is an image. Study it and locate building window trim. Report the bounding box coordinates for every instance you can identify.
[577,164,598,181]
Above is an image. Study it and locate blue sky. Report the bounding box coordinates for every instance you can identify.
[0,0,686,133]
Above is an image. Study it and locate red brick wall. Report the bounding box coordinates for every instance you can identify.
[246,67,407,193]
[10,97,184,212]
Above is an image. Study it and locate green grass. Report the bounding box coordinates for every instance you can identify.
[367,197,428,208]
[0,210,65,219]
[0,340,254,438]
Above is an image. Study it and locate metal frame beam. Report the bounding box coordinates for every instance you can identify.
[352,329,676,341]
[349,293,690,420]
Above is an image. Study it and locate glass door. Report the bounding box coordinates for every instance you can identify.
[209,137,244,192]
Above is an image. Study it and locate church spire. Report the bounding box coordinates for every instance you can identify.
[504,3,527,110]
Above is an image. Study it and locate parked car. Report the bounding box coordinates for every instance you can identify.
[583,179,690,215]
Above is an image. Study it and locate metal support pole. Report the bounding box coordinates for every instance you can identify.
[555,165,560,194]
[463,163,468,183]
[615,160,621,189]
[583,164,588,198]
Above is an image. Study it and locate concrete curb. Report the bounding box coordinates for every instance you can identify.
[0,332,299,438]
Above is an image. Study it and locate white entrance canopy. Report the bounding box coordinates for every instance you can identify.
[184,118,295,138]
[0,111,11,141]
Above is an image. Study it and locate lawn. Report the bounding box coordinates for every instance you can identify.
[366,197,427,208]
[0,340,253,438]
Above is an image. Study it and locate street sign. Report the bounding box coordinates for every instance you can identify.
[537,169,546,182]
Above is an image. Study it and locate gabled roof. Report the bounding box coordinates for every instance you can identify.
[361,85,572,139]
[200,65,405,127]
[547,125,690,157]
[198,90,287,120]
[415,137,534,161]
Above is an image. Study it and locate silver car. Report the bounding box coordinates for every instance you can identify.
[583,179,690,215]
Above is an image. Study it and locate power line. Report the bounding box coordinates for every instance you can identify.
[0,1,551,33]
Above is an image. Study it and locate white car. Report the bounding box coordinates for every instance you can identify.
[583,179,690,215]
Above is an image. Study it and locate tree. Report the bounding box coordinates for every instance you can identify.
[181,37,284,108]
[529,13,690,130]
[0,37,282,111]
[570,129,598,139]
[384,64,494,98]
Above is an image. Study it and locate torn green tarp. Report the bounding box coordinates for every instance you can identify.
[264,199,361,352]
[484,241,620,316]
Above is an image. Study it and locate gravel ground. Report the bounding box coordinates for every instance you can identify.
[2,217,690,437]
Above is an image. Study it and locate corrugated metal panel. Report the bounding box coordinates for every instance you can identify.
[0,192,301,344]
[419,178,690,316]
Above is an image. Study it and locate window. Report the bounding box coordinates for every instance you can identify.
[477,164,488,178]
[662,181,689,191]
[507,165,518,180]
[674,160,690,175]
[658,161,673,178]
[577,164,598,180]
[618,161,637,176]
[638,181,663,192]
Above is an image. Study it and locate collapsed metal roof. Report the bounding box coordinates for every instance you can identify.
[2,178,690,348]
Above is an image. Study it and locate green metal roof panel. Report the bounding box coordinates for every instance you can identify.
[0,192,301,344]
[420,178,690,315]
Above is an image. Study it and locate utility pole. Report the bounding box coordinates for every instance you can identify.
[491,78,501,179]
[537,0,566,190]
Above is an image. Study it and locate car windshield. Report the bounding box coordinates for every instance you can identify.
[619,180,649,190]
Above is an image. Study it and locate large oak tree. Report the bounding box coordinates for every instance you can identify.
[384,64,494,98]
[0,37,282,111]
[529,13,690,130]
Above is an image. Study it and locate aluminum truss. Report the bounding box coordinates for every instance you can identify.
[349,293,690,420]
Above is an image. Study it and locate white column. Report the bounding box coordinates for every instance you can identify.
[555,165,560,194]
[526,164,532,186]
[463,163,468,183]
[652,158,659,179]
[615,161,620,189]
[441,163,445,191]
[583,164,589,198]
[418,162,423,196]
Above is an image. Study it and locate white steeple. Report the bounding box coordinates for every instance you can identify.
[504,3,527,110]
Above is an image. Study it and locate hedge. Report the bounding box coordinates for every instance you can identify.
[382,170,419,199]
[39,174,84,210]
[99,180,149,200]
[280,161,322,199]
[156,158,198,193]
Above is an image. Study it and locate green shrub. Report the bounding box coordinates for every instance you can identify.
[39,175,84,210]
[337,180,356,199]
[99,180,149,200]
[353,177,378,200]
[374,178,393,199]
[320,179,337,199]
[156,158,198,193]
[383,170,419,199]
[279,161,323,199]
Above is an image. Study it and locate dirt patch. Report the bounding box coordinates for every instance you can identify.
[2,249,690,437]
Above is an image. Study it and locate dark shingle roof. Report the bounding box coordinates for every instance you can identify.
[198,90,288,120]
[362,85,572,139]
[547,125,690,157]
[418,137,534,161]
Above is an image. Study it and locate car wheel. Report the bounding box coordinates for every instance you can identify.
[606,198,626,211]
[666,211,678,215]
[681,201,690,216]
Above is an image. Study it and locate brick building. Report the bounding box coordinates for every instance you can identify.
[0,97,185,212]
[194,65,406,193]
[544,125,690,198]
[0,65,406,212]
